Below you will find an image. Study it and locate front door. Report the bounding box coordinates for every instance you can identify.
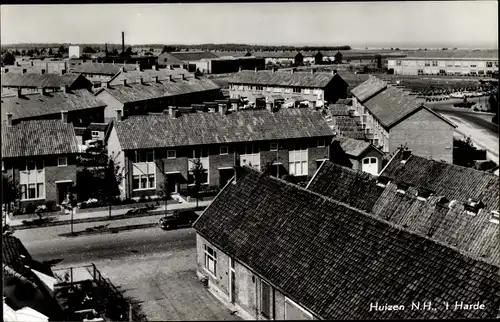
[57,182,72,204]
[219,169,234,188]
[167,175,178,193]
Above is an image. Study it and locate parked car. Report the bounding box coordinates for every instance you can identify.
[158,210,199,230]
[450,92,465,99]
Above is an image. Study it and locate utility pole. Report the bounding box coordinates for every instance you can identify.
[276,143,280,178]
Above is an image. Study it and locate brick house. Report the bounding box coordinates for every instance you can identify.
[307,155,499,263]
[95,74,221,122]
[106,68,190,87]
[228,69,348,109]
[1,88,107,128]
[1,72,92,95]
[70,62,138,89]
[193,167,500,320]
[252,51,303,66]
[350,76,456,163]
[106,107,334,200]
[2,115,80,209]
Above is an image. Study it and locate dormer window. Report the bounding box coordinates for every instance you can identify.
[416,188,433,201]
[464,198,484,216]
[400,148,412,164]
[437,196,450,208]
[490,211,499,224]
[376,176,390,188]
[396,182,410,194]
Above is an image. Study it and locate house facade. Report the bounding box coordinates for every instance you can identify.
[253,51,303,66]
[350,76,456,163]
[193,167,500,320]
[107,107,334,200]
[335,137,384,175]
[387,50,499,76]
[228,69,348,109]
[2,115,80,210]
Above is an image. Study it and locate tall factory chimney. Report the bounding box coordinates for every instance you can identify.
[121,31,125,54]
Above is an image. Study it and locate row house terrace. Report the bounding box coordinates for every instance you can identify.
[70,62,138,89]
[2,114,80,210]
[1,88,107,128]
[1,72,92,95]
[193,167,500,320]
[227,69,348,109]
[95,73,222,122]
[106,107,334,200]
[350,76,456,163]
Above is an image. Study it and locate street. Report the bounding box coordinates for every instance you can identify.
[17,226,238,321]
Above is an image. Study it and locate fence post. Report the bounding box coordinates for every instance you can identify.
[93,264,96,281]
[129,304,133,321]
[70,267,73,284]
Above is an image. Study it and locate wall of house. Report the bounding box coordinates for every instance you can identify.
[352,148,384,173]
[229,83,325,106]
[389,108,454,163]
[96,90,125,122]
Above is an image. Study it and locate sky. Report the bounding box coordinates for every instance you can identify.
[1,2,498,48]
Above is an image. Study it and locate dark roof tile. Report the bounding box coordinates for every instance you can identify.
[1,73,82,88]
[228,70,346,88]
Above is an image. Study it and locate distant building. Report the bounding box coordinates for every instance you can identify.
[201,56,265,74]
[212,51,253,59]
[387,50,499,76]
[106,67,190,87]
[157,52,186,69]
[70,62,138,89]
[1,72,92,95]
[2,60,69,75]
[68,45,80,59]
[350,76,456,163]
[253,51,303,66]
[166,51,219,73]
[228,69,348,109]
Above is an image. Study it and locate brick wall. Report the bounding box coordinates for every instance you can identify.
[96,90,124,122]
[389,108,454,163]
[308,146,330,177]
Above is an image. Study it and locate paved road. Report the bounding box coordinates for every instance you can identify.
[20,225,195,265]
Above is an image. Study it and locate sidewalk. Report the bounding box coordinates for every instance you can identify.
[6,200,212,229]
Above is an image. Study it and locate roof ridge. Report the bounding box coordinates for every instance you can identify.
[258,168,498,266]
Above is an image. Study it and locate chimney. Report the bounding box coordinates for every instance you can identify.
[233,151,241,184]
[31,61,34,66]
[122,79,127,86]
[61,110,69,124]
[116,109,123,121]
[113,61,115,65]
[16,88,22,97]
[152,65,157,71]
[291,68,295,74]
[168,106,178,119]
[255,67,258,73]
[219,104,227,116]
[169,75,173,82]
[122,31,125,54]
[22,69,27,74]
[6,113,13,126]
[272,67,277,73]
[232,102,239,112]
[401,148,412,162]
[60,69,67,75]
[310,101,317,110]
[153,76,159,83]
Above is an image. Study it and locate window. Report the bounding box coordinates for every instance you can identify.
[220,146,228,155]
[188,171,208,185]
[204,245,217,276]
[270,142,278,151]
[91,131,99,137]
[486,61,493,68]
[293,87,301,93]
[478,70,485,75]
[25,159,44,171]
[133,174,155,190]
[57,156,68,167]
[167,150,176,159]
[424,61,430,67]
[432,61,438,67]
[439,69,446,74]
[289,143,308,176]
[396,60,401,66]
[317,139,325,148]
[470,64,477,68]
[260,281,272,318]
[470,71,477,75]
[192,147,209,159]
[304,89,311,94]
[135,150,154,163]
[21,182,44,200]
[256,85,263,91]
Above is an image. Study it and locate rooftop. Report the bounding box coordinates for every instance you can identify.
[212,51,252,58]
[400,49,499,60]
[71,63,137,75]
[101,76,220,104]
[194,167,500,320]
[336,137,373,157]
[114,108,334,150]
[228,70,346,88]
[1,89,106,122]
[307,159,500,265]
[252,51,301,58]
[2,119,80,158]
[170,51,218,62]
[157,52,186,65]
[107,68,190,85]
[1,73,84,88]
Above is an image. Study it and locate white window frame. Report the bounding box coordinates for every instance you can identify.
[132,173,156,191]
[288,142,308,176]
[256,85,264,91]
[260,280,272,319]
[293,87,301,93]
[91,131,99,137]
[284,297,313,320]
[167,149,176,159]
[317,139,325,148]
[270,142,278,152]
[20,182,45,201]
[491,211,499,224]
[204,244,217,277]
[57,156,68,167]
[220,146,229,155]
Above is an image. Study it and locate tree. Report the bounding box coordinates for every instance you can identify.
[2,174,21,215]
[58,45,66,54]
[48,48,53,56]
[102,158,123,218]
[1,52,15,65]
[161,46,177,53]
[159,170,172,214]
[83,46,96,54]
[111,48,119,56]
[190,158,207,208]
[453,136,477,168]
[21,49,26,56]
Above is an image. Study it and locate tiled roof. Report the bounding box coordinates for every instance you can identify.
[108,68,190,86]
[351,75,387,102]
[228,70,345,88]
[337,137,372,157]
[87,122,108,131]
[71,63,137,75]
[212,51,252,58]
[2,119,80,158]
[102,76,220,104]
[308,160,500,265]
[194,168,500,320]
[381,149,499,211]
[3,236,34,281]
[157,52,186,65]
[1,73,82,88]
[1,89,107,122]
[170,51,218,62]
[401,49,498,60]
[114,109,334,150]
[252,51,300,58]
[329,104,350,116]
[336,72,370,91]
